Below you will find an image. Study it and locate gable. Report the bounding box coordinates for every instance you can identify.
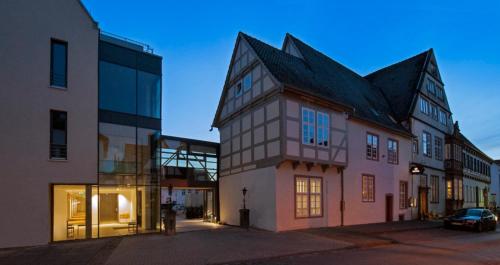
[212,34,280,127]
[282,34,304,59]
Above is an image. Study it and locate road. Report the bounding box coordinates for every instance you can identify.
[230,227,500,265]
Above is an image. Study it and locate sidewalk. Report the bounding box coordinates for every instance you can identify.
[105,227,352,265]
[300,220,443,248]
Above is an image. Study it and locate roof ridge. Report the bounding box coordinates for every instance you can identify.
[365,49,432,78]
[288,34,370,81]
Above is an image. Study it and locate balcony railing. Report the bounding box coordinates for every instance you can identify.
[50,144,67,159]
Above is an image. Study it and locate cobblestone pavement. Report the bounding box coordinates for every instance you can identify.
[228,226,500,265]
[0,237,121,265]
[105,227,352,265]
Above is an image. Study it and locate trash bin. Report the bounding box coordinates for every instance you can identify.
[239,208,249,229]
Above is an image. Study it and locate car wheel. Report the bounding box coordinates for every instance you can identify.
[477,222,483,232]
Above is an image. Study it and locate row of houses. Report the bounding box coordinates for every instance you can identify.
[213,32,500,231]
[0,0,499,248]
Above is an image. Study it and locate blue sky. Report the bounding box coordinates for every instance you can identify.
[83,0,500,159]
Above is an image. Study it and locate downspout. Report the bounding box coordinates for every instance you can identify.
[339,167,345,226]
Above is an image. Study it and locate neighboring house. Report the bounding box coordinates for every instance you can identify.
[491,161,500,209]
[0,0,163,248]
[0,0,99,248]
[366,49,453,219]
[212,33,414,231]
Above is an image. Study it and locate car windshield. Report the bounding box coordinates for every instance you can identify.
[465,209,482,217]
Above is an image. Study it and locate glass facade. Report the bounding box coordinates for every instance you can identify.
[99,62,161,118]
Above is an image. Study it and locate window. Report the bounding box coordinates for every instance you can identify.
[242,73,252,91]
[430,104,438,120]
[413,138,419,154]
[446,180,453,199]
[366,133,379,160]
[436,86,444,100]
[399,181,408,209]
[387,139,398,164]
[50,110,67,159]
[138,71,161,118]
[427,79,436,95]
[362,175,375,202]
[434,136,443,161]
[50,39,67,87]
[99,61,137,115]
[235,82,243,97]
[420,97,430,115]
[430,176,439,203]
[458,179,463,200]
[295,177,322,218]
[317,112,329,147]
[422,132,432,157]
[302,108,315,145]
[438,110,447,126]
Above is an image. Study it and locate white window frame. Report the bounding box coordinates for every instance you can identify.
[317,111,329,147]
[295,176,322,218]
[302,107,315,145]
[362,175,375,202]
[366,133,379,160]
[420,97,430,115]
[387,139,398,164]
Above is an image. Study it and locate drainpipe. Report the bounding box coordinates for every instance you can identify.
[339,167,345,226]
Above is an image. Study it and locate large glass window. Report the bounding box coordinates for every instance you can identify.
[50,110,67,159]
[317,112,329,147]
[295,176,322,218]
[138,71,161,118]
[302,108,315,145]
[99,123,137,185]
[50,39,67,87]
[420,97,430,115]
[99,61,137,115]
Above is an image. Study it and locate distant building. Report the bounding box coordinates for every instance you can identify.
[490,160,500,208]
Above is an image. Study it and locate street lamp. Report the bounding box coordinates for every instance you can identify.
[242,187,247,209]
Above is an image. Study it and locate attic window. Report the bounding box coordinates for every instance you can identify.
[235,82,242,97]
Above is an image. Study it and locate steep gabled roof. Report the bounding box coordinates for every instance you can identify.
[241,32,409,135]
[460,133,494,162]
[365,50,431,122]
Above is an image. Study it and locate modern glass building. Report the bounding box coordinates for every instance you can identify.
[52,33,163,241]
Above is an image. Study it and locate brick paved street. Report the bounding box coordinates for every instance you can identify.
[2,221,498,265]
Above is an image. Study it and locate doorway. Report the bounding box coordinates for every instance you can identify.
[99,194,118,223]
[419,187,429,220]
[385,194,393,222]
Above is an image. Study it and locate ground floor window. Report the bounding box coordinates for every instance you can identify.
[446,180,453,199]
[399,181,408,209]
[52,184,160,241]
[295,176,322,218]
[362,175,375,202]
[430,176,439,203]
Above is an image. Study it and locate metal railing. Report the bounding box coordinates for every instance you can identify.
[100,31,154,54]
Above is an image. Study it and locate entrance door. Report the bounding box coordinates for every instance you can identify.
[385,194,393,222]
[419,188,429,220]
[99,194,118,223]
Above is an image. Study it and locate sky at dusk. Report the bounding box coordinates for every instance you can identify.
[82,0,500,159]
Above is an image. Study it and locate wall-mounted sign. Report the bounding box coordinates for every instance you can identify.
[409,164,425,174]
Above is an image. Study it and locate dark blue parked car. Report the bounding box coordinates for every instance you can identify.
[444,208,497,232]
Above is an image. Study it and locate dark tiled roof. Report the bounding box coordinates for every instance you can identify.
[241,32,409,135]
[459,132,493,162]
[364,50,430,122]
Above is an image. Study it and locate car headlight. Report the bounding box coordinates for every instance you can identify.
[495,216,498,222]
